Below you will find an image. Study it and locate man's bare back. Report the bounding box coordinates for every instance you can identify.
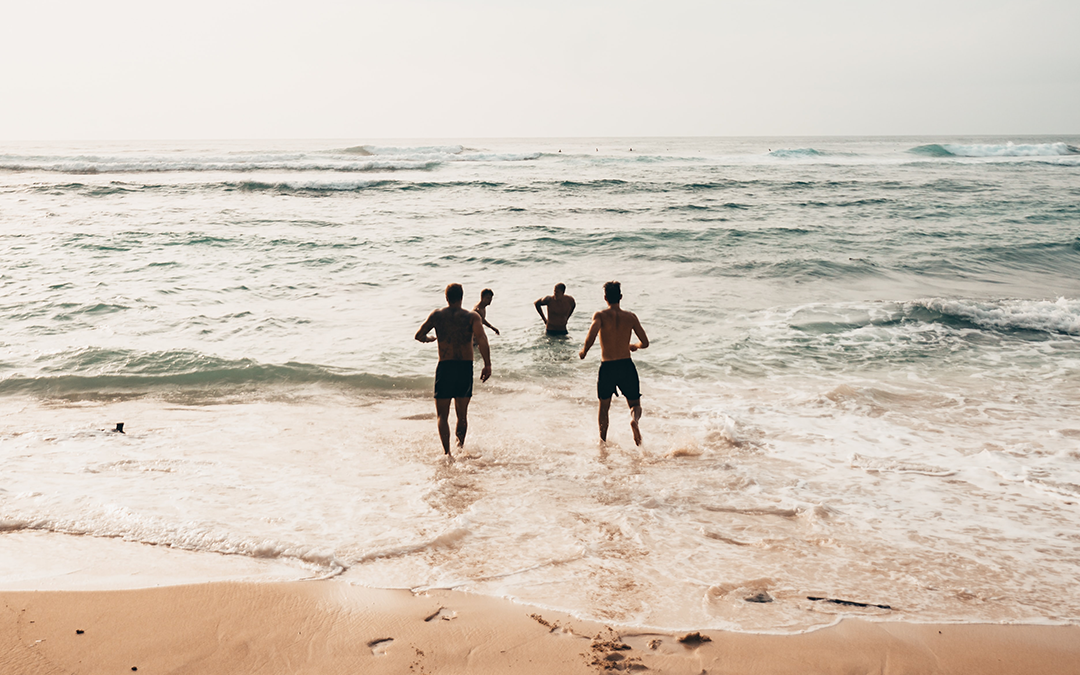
[578,281,649,445]
[589,306,647,361]
[415,284,493,456]
[422,306,481,361]
[535,284,576,333]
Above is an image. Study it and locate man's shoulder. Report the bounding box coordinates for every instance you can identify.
[433,306,471,320]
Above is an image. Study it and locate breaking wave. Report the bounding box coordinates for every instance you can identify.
[914,297,1080,335]
[786,297,1080,337]
[767,148,827,159]
[0,348,427,398]
[909,142,1080,158]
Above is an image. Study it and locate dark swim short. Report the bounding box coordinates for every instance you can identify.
[546,328,569,336]
[434,360,473,399]
[597,358,640,403]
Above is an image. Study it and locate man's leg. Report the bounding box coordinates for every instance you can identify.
[598,398,612,441]
[435,398,452,455]
[628,399,642,446]
[454,397,471,447]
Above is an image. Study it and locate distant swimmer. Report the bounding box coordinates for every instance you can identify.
[534,283,576,336]
[112,423,125,434]
[415,283,492,456]
[473,288,500,336]
[579,281,649,446]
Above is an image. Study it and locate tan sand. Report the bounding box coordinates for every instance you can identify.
[2,581,1078,674]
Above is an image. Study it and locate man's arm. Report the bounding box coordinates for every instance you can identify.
[472,313,492,382]
[415,312,437,343]
[481,316,500,335]
[629,314,649,352]
[579,312,602,359]
[534,297,548,325]
[567,297,576,321]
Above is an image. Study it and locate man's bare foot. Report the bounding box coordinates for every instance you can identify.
[630,418,642,446]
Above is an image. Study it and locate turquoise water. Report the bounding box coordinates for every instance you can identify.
[1,137,1078,631]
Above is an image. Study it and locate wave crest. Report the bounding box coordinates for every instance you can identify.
[0,348,428,399]
[915,297,1080,335]
[909,142,1080,158]
[768,148,826,159]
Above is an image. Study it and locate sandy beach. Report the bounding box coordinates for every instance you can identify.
[2,580,1078,674]
[3,139,1079,672]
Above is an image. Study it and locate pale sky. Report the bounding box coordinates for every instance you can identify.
[2,0,1077,139]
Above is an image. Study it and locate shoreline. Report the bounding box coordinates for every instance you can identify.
[2,580,1078,674]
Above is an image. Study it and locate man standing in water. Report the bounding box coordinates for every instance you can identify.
[473,288,500,335]
[415,283,492,456]
[579,281,649,445]
[534,283,576,335]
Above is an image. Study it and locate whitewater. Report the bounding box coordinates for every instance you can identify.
[1,136,1078,633]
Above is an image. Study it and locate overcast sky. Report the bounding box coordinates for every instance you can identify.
[3,0,1077,139]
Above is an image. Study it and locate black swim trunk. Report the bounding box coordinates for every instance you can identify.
[434,360,473,399]
[597,358,640,403]
[546,328,569,336]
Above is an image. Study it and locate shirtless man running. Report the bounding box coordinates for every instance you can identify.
[534,283,576,336]
[415,283,492,456]
[579,281,649,445]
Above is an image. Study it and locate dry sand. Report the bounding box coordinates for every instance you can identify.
[2,581,1078,674]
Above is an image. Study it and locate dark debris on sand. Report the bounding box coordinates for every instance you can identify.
[587,628,645,672]
[807,596,893,610]
[677,632,712,646]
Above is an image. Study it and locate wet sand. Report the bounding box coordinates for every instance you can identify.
[2,581,1078,674]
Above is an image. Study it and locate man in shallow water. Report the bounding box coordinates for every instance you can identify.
[579,281,649,445]
[415,283,492,456]
[534,283,576,335]
[473,288,500,336]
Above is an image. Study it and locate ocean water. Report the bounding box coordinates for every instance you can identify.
[1,136,1079,632]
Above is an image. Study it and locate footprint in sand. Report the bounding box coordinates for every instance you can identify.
[367,638,394,656]
[424,607,458,622]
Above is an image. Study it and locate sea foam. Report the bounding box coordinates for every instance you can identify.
[917,297,1080,335]
[910,142,1080,157]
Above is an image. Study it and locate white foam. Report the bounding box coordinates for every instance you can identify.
[940,142,1076,157]
[359,144,465,155]
[0,505,344,575]
[918,297,1080,335]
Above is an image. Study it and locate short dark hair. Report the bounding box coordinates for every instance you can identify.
[481,288,494,298]
[604,281,622,303]
[554,283,566,294]
[446,283,464,303]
